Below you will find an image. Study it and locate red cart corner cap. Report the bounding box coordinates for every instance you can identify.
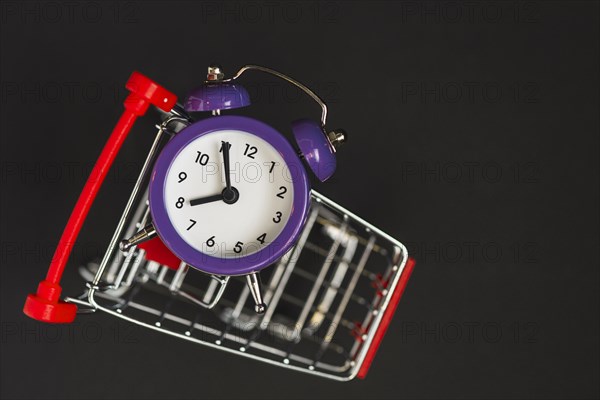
[125,71,177,114]
[23,280,77,323]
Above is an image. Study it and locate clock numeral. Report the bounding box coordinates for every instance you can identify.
[276,186,287,199]
[257,233,267,244]
[186,219,197,231]
[233,241,244,254]
[176,197,185,209]
[244,143,258,159]
[273,211,282,223]
[268,161,276,173]
[195,151,210,165]
[178,172,187,183]
[206,236,216,247]
[219,142,231,152]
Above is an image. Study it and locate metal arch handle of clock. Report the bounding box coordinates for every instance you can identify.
[23,65,415,381]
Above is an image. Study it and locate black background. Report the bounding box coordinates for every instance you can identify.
[1,1,598,399]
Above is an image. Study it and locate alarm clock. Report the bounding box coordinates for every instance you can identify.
[148,115,311,276]
[123,65,347,312]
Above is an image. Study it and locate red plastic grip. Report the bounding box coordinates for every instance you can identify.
[357,257,416,379]
[23,72,176,323]
[125,71,177,115]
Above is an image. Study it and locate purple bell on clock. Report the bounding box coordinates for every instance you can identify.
[292,118,347,182]
[184,83,250,112]
[184,65,251,112]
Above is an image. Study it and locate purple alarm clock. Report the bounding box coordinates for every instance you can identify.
[146,65,346,312]
[149,115,311,276]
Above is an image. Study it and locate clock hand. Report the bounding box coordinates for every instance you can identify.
[189,193,223,206]
[190,142,235,207]
[222,141,232,192]
[220,141,240,204]
[190,141,234,206]
[190,187,240,206]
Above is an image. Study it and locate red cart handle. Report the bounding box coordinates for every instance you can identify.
[23,72,177,323]
[357,257,416,379]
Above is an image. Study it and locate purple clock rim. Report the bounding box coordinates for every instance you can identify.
[149,115,311,276]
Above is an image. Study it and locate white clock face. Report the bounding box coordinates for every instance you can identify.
[163,129,294,259]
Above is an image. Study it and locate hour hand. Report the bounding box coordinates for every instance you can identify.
[189,193,223,206]
[190,187,240,206]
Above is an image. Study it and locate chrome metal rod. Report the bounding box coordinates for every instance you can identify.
[228,64,328,127]
[306,235,358,333]
[258,206,321,329]
[317,235,376,362]
[119,223,156,252]
[291,220,348,343]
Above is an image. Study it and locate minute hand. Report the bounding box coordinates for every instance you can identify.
[222,141,232,191]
